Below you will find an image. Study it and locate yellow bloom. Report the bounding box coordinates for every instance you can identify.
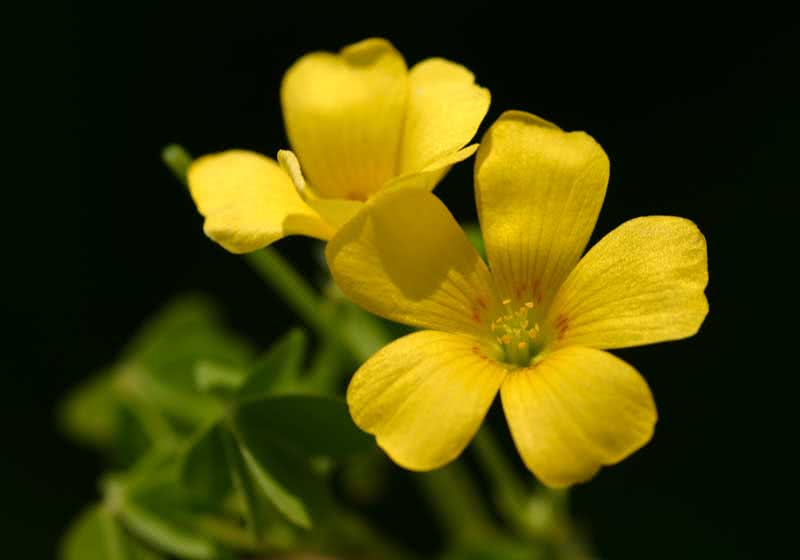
[186,38,490,253]
[326,111,709,487]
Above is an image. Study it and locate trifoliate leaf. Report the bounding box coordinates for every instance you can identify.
[58,369,120,449]
[179,423,231,503]
[60,505,163,560]
[234,433,322,529]
[234,394,372,460]
[119,474,224,559]
[237,328,307,399]
[220,428,270,538]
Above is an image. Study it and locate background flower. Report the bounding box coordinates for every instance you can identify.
[187,38,489,253]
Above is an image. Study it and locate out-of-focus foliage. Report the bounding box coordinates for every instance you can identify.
[59,296,387,559]
[59,295,253,462]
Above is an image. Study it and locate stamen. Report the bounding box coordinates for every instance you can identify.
[278,150,312,201]
[490,300,541,366]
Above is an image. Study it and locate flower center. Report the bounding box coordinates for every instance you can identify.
[491,299,543,367]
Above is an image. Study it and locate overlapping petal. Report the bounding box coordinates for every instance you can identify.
[277,150,364,231]
[326,188,497,337]
[398,58,490,174]
[546,216,709,350]
[348,330,506,470]
[384,145,479,192]
[281,38,408,201]
[474,111,609,305]
[187,150,334,253]
[501,346,656,487]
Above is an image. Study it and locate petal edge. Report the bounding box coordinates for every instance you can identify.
[188,150,333,253]
[501,346,656,487]
[547,216,709,350]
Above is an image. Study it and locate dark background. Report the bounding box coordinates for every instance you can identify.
[6,3,797,558]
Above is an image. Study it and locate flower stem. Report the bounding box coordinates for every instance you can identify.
[244,249,390,366]
[417,463,496,544]
[162,144,193,186]
[244,249,328,335]
[305,307,351,393]
[472,426,530,532]
[473,426,584,553]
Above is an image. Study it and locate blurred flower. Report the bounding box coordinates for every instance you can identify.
[326,111,709,487]
[187,38,490,253]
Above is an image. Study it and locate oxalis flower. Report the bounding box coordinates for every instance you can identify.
[326,111,709,487]
[186,38,490,253]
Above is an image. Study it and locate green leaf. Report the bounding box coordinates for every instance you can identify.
[58,370,154,463]
[60,294,256,464]
[237,329,307,399]
[101,447,229,560]
[234,395,372,460]
[194,360,247,396]
[58,370,121,449]
[60,505,162,560]
[120,295,225,360]
[120,476,224,559]
[179,423,231,503]
[118,363,225,432]
[115,294,255,431]
[227,395,370,529]
[180,419,298,540]
[220,428,270,538]
[234,432,322,529]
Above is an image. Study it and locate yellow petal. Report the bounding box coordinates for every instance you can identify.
[546,216,709,349]
[326,188,497,337]
[398,58,490,175]
[384,144,478,192]
[474,110,609,304]
[348,330,506,470]
[277,149,363,231]
[281,38,408,201]
[187,150,334,253]
[501,346,656,488]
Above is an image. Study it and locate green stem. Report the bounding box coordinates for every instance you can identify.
[472,426,530,533]
[305,317,350,393]
[162,144,193,186]
[245,249,329,337]
[417,463,496,544]
[246,250,390,364]
[473,427,582,551]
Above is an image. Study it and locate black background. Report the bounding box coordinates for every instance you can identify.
[6,3,797,558]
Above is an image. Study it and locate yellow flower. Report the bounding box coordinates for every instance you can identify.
[186,38,490,253]
[325,111,709,487]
